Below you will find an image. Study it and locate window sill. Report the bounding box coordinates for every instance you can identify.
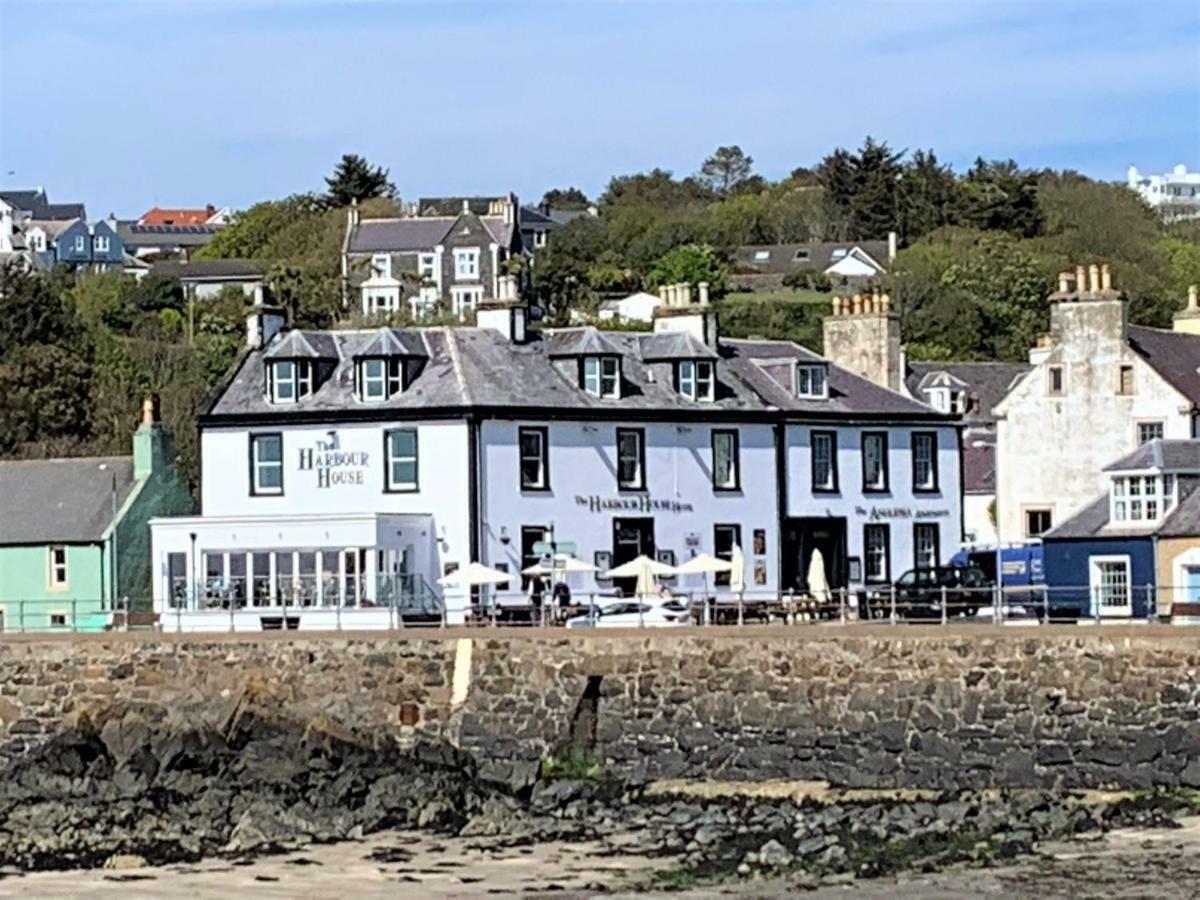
[617,486,647,494]
[250,491,284,498]
[862,487,891,495]
[520,486,552,494]
[913,487,941,495]
[812,486,841,495]
[385,486,419,494]
[713,486,743,494]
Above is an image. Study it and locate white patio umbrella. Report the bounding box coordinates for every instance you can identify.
[604,555,676,598]
[521,555,599,576]
[675,553,734,625]
[438,562,512,615]
[807,547,831,611]
[729,544,746,595]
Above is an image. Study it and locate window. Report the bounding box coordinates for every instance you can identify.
[453,248,479,280]
[268,359,314,403]
[616,428,645,490]
[533,230,548,248]
[811,430,838,493]
[371,254,391,278]
[418,253,436,278]
[358,358,404,401]
[912,432,938,492]
[1137,421,1164,445]
[48,545,68,589]
[49,613,67,628]
[712,429,740,491]
[864,524,890,583]
[796,364,828,399]
[385,429,418,491]
[250,433,283,496]
[1047,366,1065,396]
[677,360,714,401]
[364,291,399,314]
[1111,474,1176,522]
[753,250,770,262]
[73,234,85,252]
[582,356,620,398]
[914,523,939,569]
[1090,557,1131,614]
[521,526,549,588]
[793,248,811,262]
[412,286,439,318]
[713,524,742,587]
[1118,364,1135,396]
[1024,508,1052,538]
[93,235,110,253]
[831,248,848,260]
[451,285,482,314]
[861,432,889,492]
[927,387,962,414]
[519,426,549,490]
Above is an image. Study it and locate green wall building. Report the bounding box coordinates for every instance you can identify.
[0,400,193,631]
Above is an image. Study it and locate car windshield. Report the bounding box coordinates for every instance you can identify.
[601,602,647,616]
[896,570,917,586]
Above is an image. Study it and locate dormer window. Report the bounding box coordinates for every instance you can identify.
[582,356,620,398]
[357,357,404,401]
[1111,474,1176,523]
[677,359,715,401]
[796,364,828,399]
[268,359,313,403]
[927,387,962,414]
[371,254,391,278]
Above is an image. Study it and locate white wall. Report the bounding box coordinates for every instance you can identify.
[191,279,262,300]
[198,421,471,580]
[479,420,780,597]
[963,493,997,546]
[785,425,962,582]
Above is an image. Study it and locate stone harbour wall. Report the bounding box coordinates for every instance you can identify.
[0,627,1198,790]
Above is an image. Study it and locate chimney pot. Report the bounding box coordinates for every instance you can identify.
[658,285,668,303]
[1101,263,1112,291]
[698,282,709,306]
[880,293,891,314]
[1058,272,1070,293]
[1189,285,1198,311]
[141,395,160,426]
[1088,264,1101,295]
[681,283,693,306]
[1074,265,1086,297]
[852,294,863,315]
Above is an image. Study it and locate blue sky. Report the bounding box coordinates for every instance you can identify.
[1,0,1197,217]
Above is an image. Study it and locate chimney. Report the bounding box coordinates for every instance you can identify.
[133,394,169,480]
[246,287,285,349]
[347,199,360,229]
[476,274,528,343]
[653,281,719,349]
[887,231,898,263]
[821,292,902,392]
[1173,284,1200,336]
[1049,260,1127,346]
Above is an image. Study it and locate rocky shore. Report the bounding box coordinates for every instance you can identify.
[0,704,1193,891]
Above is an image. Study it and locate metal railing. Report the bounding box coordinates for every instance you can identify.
[2,583,1197,633]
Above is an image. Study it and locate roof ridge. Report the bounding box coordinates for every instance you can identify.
[443,328,473,405]
[0,455,132,466]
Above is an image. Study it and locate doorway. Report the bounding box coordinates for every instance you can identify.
[612,517,655,596]
[782,517,847,592]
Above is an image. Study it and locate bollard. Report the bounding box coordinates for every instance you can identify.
[940,585,948,626]
[993,584,1002,625]
[737,592,745,627]
[19,600,24,634]
[889,586,897,625]
[1042,586,1049,624]
[71,599,77,633]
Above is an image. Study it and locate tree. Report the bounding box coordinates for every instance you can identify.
[961,159,1043,238]
[645,243,727,294]
[0,343,93,451]
[601,168,714,209]
[816,148,857,240]
[699,145,755,197]
[898,149,961,241]
[849,137,904,239]
[540,187,590,210]
[324,154,396,207]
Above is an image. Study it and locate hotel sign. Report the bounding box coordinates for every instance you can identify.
[855,505,951,521]
[298,431,370,488]
[575,494,695,514]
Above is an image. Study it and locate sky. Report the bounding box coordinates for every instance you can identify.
[1,0,1198,218]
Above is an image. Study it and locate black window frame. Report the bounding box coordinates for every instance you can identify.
[711,429,741,492]
[861,431,889,493]
[811,429,839,493]
[518,426,550,491]
[383,427,419,493]
[713,523,742,587]
[1024,508,1053,538]
[913,522,940,570]
[248,432,284,497]
[863,523,890,584]
[520,525,549,589]
[911,431,939,493]
[616,427,646,491]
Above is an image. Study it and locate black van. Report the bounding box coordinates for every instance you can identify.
[864,564,990,620]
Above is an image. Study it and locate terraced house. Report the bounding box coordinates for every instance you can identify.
[150,280,962,631]
[341,194,524,319]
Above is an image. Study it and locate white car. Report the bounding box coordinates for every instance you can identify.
[564,599,691,629]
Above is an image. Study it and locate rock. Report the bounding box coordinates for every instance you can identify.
[757,838,794,868]
[103,853,146,870]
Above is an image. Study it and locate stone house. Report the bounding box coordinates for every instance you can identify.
[0,400,193,631]
[342,195,525,319]
[994,267,1200,542]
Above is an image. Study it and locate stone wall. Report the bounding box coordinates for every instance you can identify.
[0,627,1198,790]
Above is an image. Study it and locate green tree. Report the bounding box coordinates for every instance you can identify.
[540,187,590,210]
[816,148,856,239]
[699,145,755,198]
[898,149,961,241]
[646,243,727,294]
[961,158,1043,237]
[600,168,714,209]
[0,343,93,451]
[324,154,396,207]
[849,137,904,239]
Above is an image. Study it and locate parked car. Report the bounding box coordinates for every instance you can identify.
[864,564,990,620]
[564,598,691,629]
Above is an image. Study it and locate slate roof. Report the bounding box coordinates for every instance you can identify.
[117,221,223,249]
[26,218,79,240]
[639,331,719,361]
[1127,325,1200,404]
[348,213,515,254]
[1103,439,1200,473]
[962,439,996,493]
[207,326,952,422]
[734,241,890,275]
[906,361,1032,424]
[0,457,137,544]
[356,328,428,358]
[1045,480,1200,540]
[418,197,503,216]
[151,259,262,280]
[545,328,625,358]
[0,190,85,221]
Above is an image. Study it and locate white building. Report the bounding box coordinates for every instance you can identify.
[1128,164,1200,221]
[995,266,1200,542]
[597,291,661,324]
[150,279,962,630]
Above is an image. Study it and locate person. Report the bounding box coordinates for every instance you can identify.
[553,580,571,623]
[528,575,545,626]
